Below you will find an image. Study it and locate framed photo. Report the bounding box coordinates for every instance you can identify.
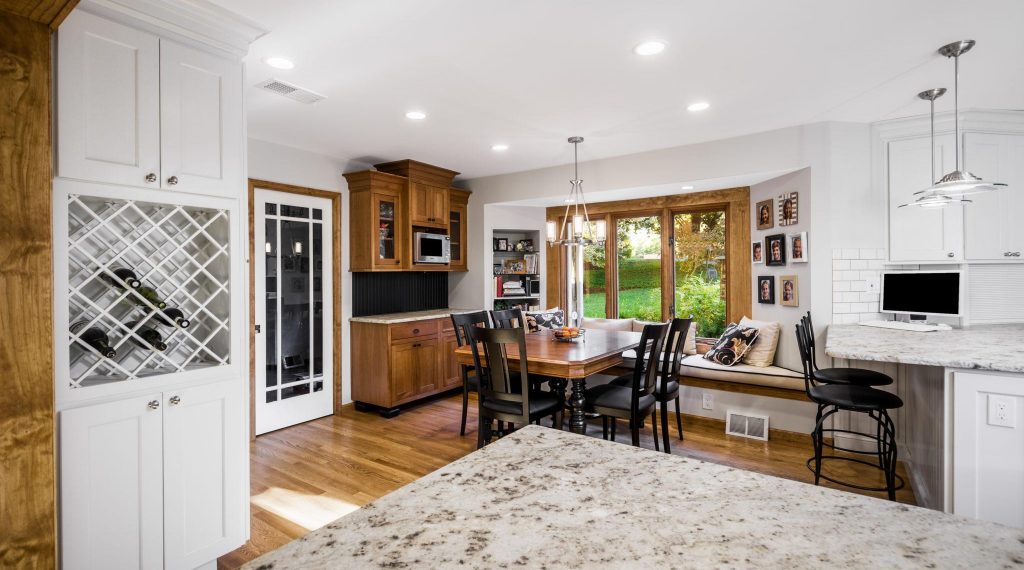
[756,199,774,230]
[780,275,799,306]
[493,263,503,275]
[757,276,775,304]
[765,233,787,266]
[789,232,808,262]
[495,238,508,252]
[503,259,526,274]
[751,240,764,264]
[778,192,798,226]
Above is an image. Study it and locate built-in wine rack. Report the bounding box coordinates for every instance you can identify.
[64,192,232,389]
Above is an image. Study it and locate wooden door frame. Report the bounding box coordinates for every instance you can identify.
[248,179,342,439]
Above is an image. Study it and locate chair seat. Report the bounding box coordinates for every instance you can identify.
[809,384,904,411]
[813,367,893,387]
[609,375,679,399]
[481,391,561,417]
[584,383,656,413]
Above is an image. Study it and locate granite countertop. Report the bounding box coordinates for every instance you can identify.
[827,323,1024,373]
[242,426,1024,569]
[350,308,482,324]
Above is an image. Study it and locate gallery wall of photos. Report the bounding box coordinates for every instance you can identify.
[752,191,806,308]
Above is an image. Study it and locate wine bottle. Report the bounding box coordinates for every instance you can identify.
[69,320,117,358]
[153,307,191,329]
[128,285,167,310]
[99,265,141,289]
[126,321,168,351]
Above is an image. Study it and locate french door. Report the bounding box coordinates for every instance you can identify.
[254,189,333,434]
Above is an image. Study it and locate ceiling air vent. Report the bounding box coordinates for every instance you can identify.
[726,410,769,441]
[255,78,326,104]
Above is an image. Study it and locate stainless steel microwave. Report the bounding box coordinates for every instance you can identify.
[414,232,451,264]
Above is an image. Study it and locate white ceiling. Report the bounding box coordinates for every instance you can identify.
[212,0,1024,180]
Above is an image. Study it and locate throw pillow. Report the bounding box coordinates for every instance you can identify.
[739,317,781,367]
[703,323,760,367]
[682,321,697,355]
[525,307,564,332]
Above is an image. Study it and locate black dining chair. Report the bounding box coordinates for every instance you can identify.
[610,317,692,453]
[796,322,904,500]
[471,326,563,448]
[585,322,668,448]
[490,308,526,330]
[801,312,893,386]
[450,311,492,436]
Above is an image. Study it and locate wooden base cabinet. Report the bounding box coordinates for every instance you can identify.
[352,318,461,415]
[60,381,245,570]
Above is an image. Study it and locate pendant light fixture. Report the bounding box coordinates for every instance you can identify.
[899,88,970,209]
[920,40,1006,198]
[546,137,606,246]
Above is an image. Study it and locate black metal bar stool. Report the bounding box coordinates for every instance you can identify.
[796,322,905,500]
[801,312,893,386]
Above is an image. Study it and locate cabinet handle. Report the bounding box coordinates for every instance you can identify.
[148,400,160,410]
[947,252,954,258]
[169,395,181,405]
[167,176,179,186]
[412,328,420,334]
[412,343,421,348]
[145,173,157,183]
[1014,252,1022,257]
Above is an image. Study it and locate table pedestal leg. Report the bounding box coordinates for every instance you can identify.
[570,377,587,434]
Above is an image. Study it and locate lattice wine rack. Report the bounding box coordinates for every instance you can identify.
[64,193,232,389]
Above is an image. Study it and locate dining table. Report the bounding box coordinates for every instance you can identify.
[453,327,643,433]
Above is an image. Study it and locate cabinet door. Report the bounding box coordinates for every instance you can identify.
[408,182,431,225]
[57,10,161,188]
[415,338,440,394]
[60,394,164,570]
[390,338,439,402]
[964,133,1024,261]
[163,381,244,570]
[888,134,963,261]
[159,40,243,197]
[429,186,450,226]
[448,202,467,271]
[373,191,403,268]
[441,333,462,389]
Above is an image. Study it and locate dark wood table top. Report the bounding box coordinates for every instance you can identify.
[453,328,642,379]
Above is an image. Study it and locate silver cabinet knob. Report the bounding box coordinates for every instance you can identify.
[145,173,157,183]
[947,252,954,258]
[167,176,179,186]
[148,400,160,410]
[169,395,181,405]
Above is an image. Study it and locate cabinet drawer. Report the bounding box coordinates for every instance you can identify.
[390,320,439,341]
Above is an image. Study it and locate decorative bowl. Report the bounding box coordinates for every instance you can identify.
[553,328,585,343]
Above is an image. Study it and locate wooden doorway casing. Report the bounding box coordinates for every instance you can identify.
[248,179,342,439]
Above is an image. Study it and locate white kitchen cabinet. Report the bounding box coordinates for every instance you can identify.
[952,370,1024,528]
[60,382,244,570]
[963,133,1024,261]
[887,134,963,262]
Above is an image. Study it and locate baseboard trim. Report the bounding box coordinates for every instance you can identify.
[671,411,812,445]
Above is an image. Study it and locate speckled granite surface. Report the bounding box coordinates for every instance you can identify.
[241,426,1024,569]
[827,323,1024,373]
[350,308,481,324]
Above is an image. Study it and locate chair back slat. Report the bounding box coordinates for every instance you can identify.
[452,311,491,380]
[661,317,693,396]
[472,326,531,423]
[627,322,669,411]
[794,322,817,395]
[490,308,526,330]
[801,311,820,370]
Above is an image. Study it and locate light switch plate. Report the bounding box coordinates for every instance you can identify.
[987,394,1017,428]
[702,392,713,410]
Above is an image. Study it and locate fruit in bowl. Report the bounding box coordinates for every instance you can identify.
[553,326,582,340]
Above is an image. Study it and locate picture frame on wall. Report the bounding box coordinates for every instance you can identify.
[789,232,808,262]
[780,275,799,306]
[756,199,774,230]
[494,238,508,252]
[752,240,764,264]
[778,192,799,226]
[765,233,786,266]
[757,276,775,304]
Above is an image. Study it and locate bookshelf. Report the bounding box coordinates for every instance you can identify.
[491,229,542,312]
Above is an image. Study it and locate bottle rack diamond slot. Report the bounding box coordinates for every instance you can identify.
[65,193,232,389]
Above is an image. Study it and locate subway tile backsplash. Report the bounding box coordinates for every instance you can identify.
[831,248,918,324]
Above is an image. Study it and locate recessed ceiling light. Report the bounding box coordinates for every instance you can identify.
[491,144,509,151]
[263,56,294,70]
[681,185,694,190]
[687,101,710,112]
[405,110,427,120]
[634,41,667,56]
[564,198,575,204]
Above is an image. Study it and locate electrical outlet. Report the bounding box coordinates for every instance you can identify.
[702,393,713,410]
[987,394,1016,428]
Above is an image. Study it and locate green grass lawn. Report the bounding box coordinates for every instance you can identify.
[584,283,727,337]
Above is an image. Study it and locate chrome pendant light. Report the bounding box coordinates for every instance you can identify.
[922,40,1006,198]
[546,137,606,246]
[899,88,970,209]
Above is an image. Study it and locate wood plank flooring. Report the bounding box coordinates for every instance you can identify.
[219,393,915,569]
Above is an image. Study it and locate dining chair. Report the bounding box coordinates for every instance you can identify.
[585,321,668,448]
[801,312,893,386]
[450,310,492,436]
[471,326,563,448]
[490,308,526,330]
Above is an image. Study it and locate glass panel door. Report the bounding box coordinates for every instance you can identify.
[615,215,662,320]
[374,193,400,266]
[582,239,607,318]
[673,210,727,337]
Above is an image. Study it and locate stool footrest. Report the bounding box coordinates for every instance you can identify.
[806,456,905,493]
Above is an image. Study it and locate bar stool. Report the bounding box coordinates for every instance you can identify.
[796,322,905,500]
[802,312,893,386]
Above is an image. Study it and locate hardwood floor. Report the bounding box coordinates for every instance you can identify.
[219,392,916,569]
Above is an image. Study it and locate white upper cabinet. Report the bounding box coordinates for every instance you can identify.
[963,133,1024,261]
[887,133,963,262]
[57,10,161,188]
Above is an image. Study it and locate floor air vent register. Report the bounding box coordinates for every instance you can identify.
[726,410,770,441]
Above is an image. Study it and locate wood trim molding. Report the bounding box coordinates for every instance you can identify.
[248,179,343,440]
[0,0,79,29]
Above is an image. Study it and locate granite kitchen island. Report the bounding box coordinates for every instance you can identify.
[242,426,1024,569]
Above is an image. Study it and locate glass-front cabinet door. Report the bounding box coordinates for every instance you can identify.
[373,191,402,268]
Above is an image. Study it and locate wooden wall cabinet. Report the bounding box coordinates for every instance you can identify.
[351,318,461,416]
[409,182,449,228]
[448,189,470,272]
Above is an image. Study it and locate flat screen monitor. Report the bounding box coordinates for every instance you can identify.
[880,271,961,317]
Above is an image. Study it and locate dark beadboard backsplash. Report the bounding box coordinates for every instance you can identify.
[352,272,449,316]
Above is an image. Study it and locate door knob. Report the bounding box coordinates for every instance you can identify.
[145,173,157,183]
[167,176,179,186]
[169,395,181,405]
[947,252,954,258]
[148,400,160,410]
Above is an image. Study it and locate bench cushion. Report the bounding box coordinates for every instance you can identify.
[679,355,804,391]
[582,317,634,332]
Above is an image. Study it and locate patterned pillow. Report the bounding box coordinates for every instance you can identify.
[525,307,564,332]
[703,323,760,367]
